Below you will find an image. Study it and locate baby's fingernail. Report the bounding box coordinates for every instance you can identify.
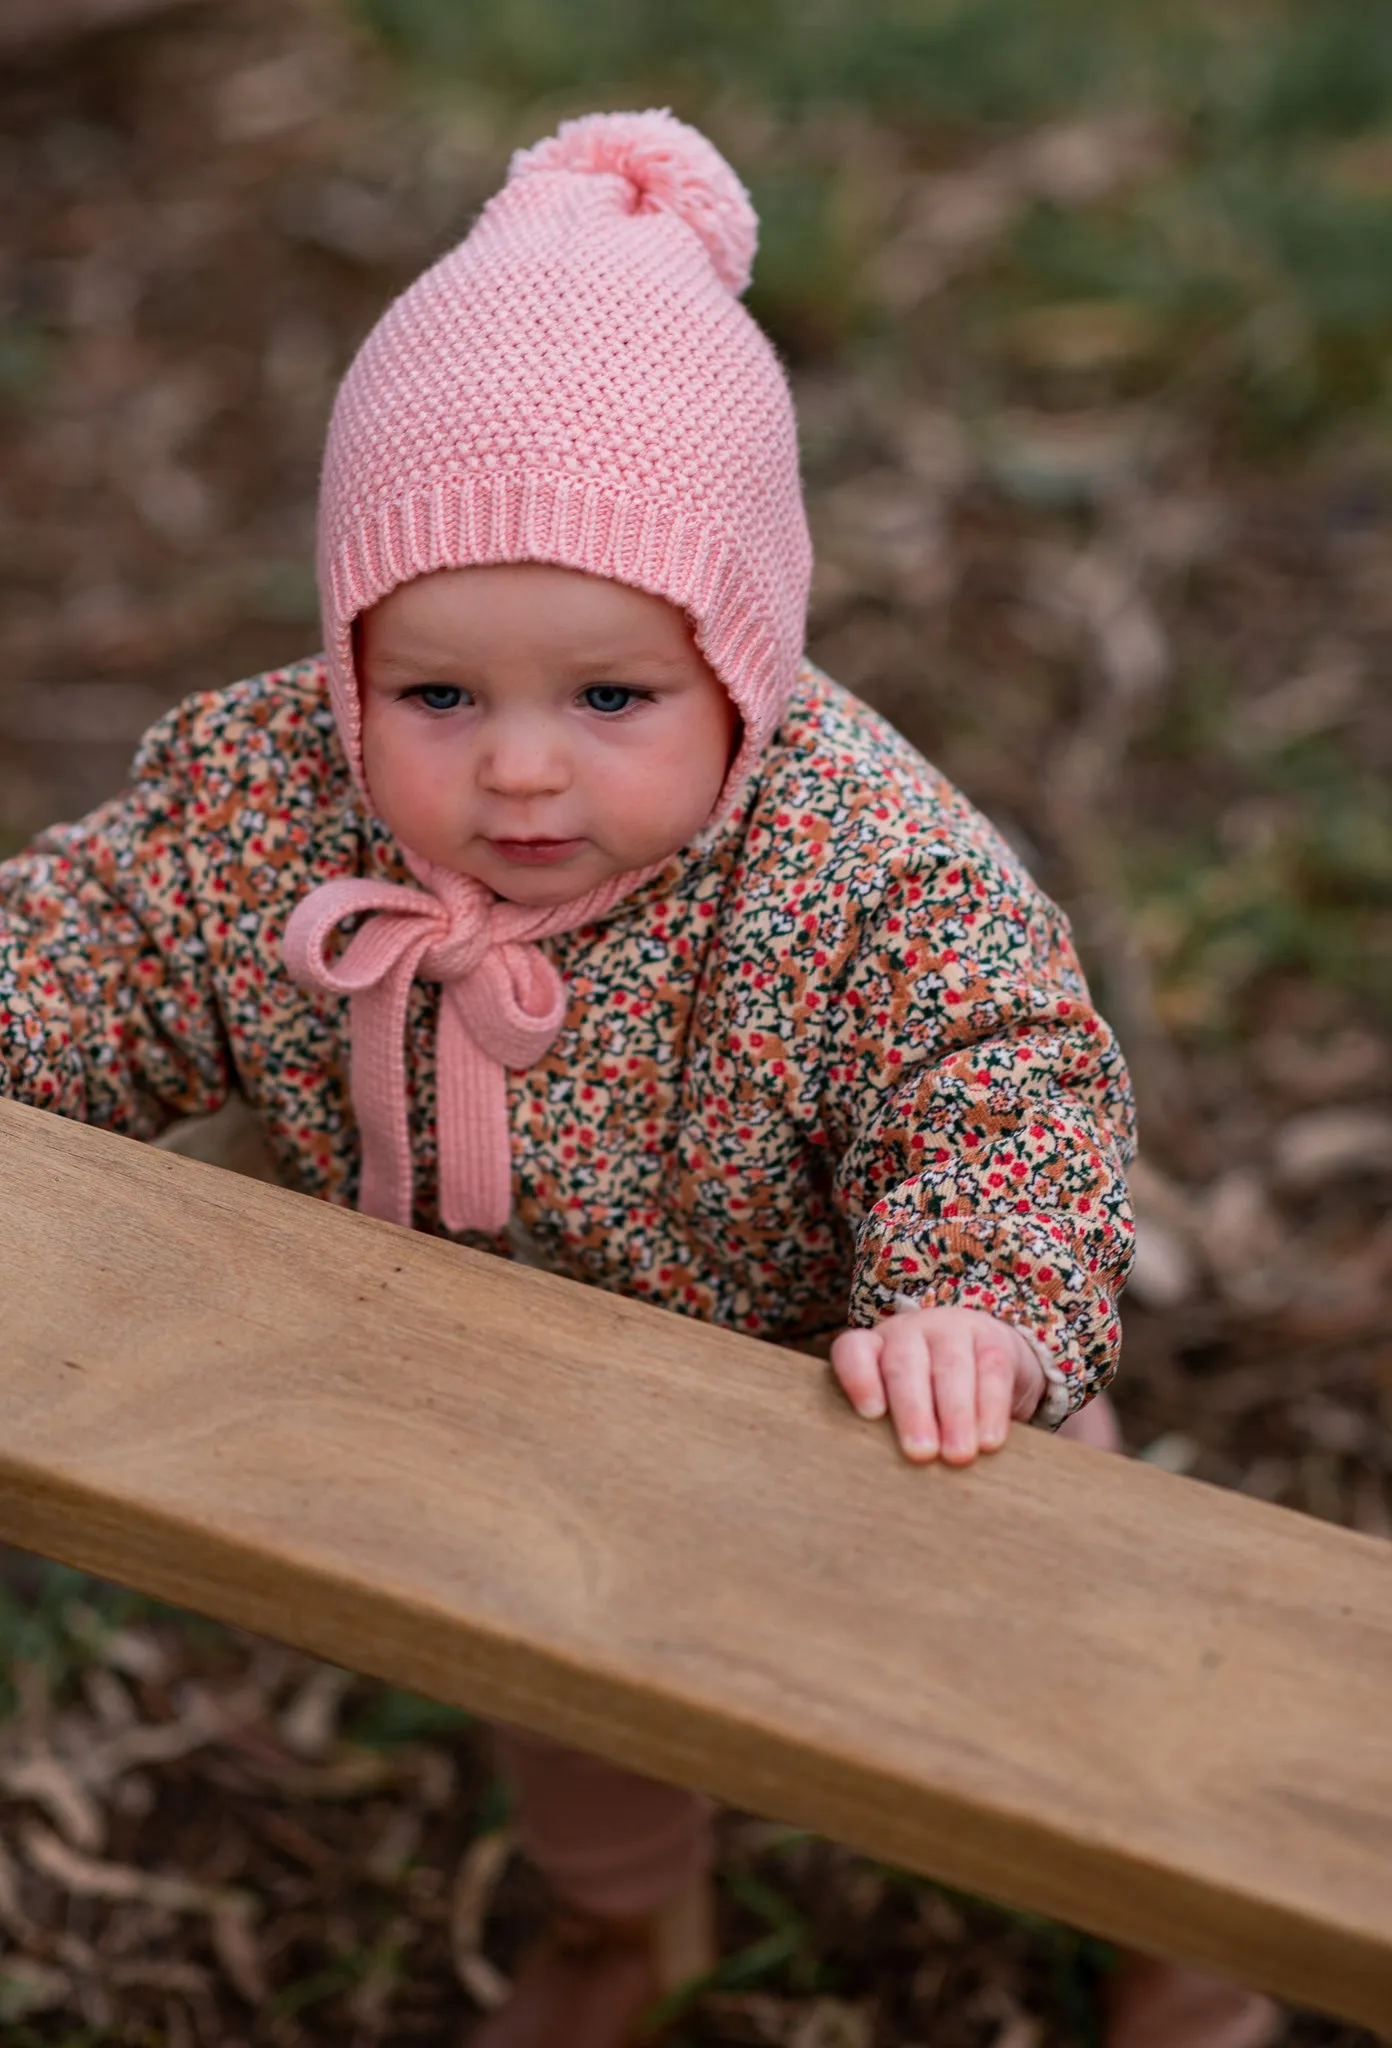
[903,1436,938,1460]
[857,1396,887,1420]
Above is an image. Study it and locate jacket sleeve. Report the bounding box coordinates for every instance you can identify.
[825,842,1136,1422]
[0,701,234,1136]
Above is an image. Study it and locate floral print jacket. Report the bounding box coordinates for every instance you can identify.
[0,656,1135,1413]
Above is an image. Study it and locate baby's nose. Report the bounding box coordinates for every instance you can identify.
[478,722,569,795]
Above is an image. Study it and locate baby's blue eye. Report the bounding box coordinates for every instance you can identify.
[583,684,636,714]
[416,684,463,712]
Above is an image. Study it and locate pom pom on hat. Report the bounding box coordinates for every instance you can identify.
[508,108,758,296]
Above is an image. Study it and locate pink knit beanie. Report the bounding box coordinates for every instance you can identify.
[286,113,811,1239]
[316,107,812,818]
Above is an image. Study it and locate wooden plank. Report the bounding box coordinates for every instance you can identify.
[0,1096,1388,2030]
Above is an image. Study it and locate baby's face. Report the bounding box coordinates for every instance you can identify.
[358,563,739,905]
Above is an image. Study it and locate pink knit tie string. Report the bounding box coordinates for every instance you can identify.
[283,870,567,1234]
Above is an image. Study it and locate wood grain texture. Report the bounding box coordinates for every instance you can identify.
[0,1096,1388,2028]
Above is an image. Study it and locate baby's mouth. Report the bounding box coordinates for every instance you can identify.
[486,837,585,866]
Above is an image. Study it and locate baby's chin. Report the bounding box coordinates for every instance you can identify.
[455,843,650,906]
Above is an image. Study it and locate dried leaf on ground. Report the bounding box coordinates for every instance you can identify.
[20,1820,256,1919]
[1271,1109,1392,1194]
[450,1824,517,2011]
[788,1997,875,2048]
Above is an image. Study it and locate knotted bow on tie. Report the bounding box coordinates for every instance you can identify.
[283,854,648,1234]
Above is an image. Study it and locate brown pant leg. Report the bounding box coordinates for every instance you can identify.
[488,1722,716,1921]
[1056,1388,1124,1451]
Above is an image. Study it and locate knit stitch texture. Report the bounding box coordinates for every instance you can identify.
[283,855,658,1232]
[303,109,812,1230]
[316,109,811,811]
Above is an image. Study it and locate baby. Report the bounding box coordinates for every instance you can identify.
[0,111,1275,2048]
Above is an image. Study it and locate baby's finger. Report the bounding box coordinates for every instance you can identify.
[878,1319,941,1463]
[975,1340,1016,1454]
[929,1328,981,1465]
[829,1328,887,1420]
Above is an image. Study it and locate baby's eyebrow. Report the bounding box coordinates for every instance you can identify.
[360,647,436,680]
[565,650,695,678]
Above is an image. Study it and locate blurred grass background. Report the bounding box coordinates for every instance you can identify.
[361,0,1392,437]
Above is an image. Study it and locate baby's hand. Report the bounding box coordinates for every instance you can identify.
[830,1307,1046,1466]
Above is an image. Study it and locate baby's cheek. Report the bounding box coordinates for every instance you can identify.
[599,762,706,863]
[366,724,471,857]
